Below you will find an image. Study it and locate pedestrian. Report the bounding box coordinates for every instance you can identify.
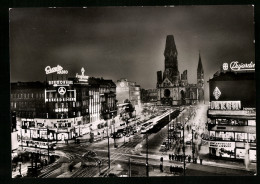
[188,155,191,163]
[170,165,173,173]
[169,153,172,160]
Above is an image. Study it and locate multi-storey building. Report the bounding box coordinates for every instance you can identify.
[116,78,141,106]
[207,62,256,162]
[11,66,117,151]
[156,35,204,106]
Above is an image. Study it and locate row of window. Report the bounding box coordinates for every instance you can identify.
[209,119,256,126]
[209,131,256,142]
[11,101,45,109]
[11,93,44,99]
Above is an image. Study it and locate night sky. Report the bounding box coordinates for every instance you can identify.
[10,6,255,100]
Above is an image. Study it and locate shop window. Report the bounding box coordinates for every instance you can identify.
[216,131,234,141]
[236,148,246,159]
[248,120,256,126]
[235,132,247,142]
[237,120,247,126]
[216,119,230,125]
[249,150,257,162]
[248,133,256,143]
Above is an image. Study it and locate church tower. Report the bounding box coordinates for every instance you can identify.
[197,52,204,103]
[163,35,179,84]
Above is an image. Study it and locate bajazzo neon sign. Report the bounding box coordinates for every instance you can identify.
[223,61,255,71]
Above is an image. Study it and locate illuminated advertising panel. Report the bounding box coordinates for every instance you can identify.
[76,67,89,82]
[45,89,76,102]
[209,141,235,158]
[48,80,73,86]
[45,65,68,74]
[210,101,241,110]
[222,61,255,72]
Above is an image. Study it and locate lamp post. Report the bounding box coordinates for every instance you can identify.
[112,114,117,148]
[98,160,101,176]
[128,157,131,177]
[107,120,110,169]
[146,132,149,177]
[182,117,187,176]
[192,128,195,163]
[168,113,171,150]
[47,125,50,164]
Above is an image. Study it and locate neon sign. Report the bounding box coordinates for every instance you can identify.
[76,67,89,82]
[210,101,241,110]
[45,97,76,102]
[45,65,68,74]
[222,61,255,72]
[58,87,66,95]
[213,87,221,100]
[48,80,73,86]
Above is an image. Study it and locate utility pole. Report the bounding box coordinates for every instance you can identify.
[107,120,110,169]
[183,119,186,176]
[192,129,194,163]
[168,113,171,150]
[112,114,117,148]
[47,125,50,164]
[20,126,23,150]
[146,132,149,177]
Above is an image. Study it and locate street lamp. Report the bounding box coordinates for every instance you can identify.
[192,127,195,163]
[97,160,101,176]
[182,117,188,176]
[112,114,117,148]
[146,132,149,177]
[106,119,110,169]
[46,125,50,164]
[128,157,131,177]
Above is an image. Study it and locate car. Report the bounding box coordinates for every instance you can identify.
[159,144,167,151]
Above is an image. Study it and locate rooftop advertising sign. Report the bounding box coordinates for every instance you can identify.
[45,65,68,74]
[76,67,89,82]
[48,80,73,86]
[223,61,255,72]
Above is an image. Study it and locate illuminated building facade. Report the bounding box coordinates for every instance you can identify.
[207,63,256,162]
[11,66,117,150]
[116,78,141,106]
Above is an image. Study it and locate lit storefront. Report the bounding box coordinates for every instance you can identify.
[207,62,256,162]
